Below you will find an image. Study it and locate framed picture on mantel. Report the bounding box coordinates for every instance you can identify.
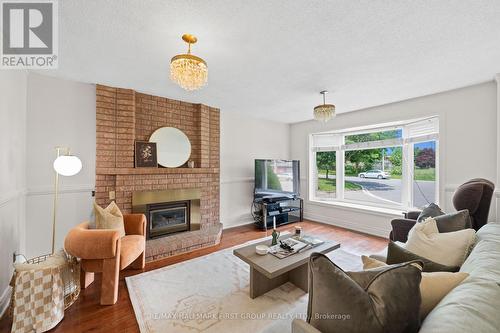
[135,141,158,168]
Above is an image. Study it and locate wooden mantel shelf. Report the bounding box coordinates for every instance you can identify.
[96,167,219,175]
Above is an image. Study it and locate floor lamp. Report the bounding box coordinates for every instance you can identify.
[52,147,82,254]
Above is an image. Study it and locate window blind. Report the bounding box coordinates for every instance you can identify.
[342,138,404,151]
[311,116,439,150]
[405,117,439,143]
[311,133,342,151]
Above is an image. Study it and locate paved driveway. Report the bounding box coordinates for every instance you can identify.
[318,175,435,207]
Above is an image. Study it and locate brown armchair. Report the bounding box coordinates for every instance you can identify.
[64,214,146,305]
[390,178,495,242]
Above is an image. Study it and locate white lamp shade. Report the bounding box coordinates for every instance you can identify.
[53,155,82,176]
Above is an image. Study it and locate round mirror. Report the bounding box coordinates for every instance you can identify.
[149,127,191,168]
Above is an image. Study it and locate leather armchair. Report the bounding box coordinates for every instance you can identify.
[389,211,419,242]
[390,178,495,242]
[65,214,146,305]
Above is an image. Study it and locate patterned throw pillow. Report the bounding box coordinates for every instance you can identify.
[93,201,126,237]
[308,252,423,333]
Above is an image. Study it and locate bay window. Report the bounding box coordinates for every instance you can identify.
[309,117,439,210]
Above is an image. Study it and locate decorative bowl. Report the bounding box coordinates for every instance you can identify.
[255,245,269,255]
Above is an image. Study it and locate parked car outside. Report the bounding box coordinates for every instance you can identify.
[358,170,390,179]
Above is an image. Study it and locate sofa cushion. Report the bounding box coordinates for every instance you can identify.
[405,218,475,267]
[417,203,444,222]
[476,222,500,243]
[362,256,468,319]
[120,235,145,269]
[308,252,422,333]
[460,240,500,282]
[386,241,459,272]
[433,210,472,233]
[419,278,500,333]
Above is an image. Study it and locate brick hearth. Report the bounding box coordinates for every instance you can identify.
[94,84,221,261]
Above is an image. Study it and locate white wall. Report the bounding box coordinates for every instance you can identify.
[25,73,96,258]
[291,82,498,237]
[0,71,27,316]
[220,112,290,228]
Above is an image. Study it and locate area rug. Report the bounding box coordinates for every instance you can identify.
[126,238,361,333]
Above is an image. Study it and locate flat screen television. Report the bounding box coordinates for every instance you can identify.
[254,159,300,199]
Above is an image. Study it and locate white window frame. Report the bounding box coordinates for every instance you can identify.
[309,117,439,211]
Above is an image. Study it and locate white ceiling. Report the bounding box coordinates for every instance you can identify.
[44,0,500,123]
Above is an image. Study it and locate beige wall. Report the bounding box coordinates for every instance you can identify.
[291,81,498,237]
[0,71,27,316]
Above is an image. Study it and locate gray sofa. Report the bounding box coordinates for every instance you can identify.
[292,222,500,333]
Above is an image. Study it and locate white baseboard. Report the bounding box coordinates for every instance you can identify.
[222,211,391,238]
[222,218,255,229]
[0,286,12,319]
[304,211,389,238]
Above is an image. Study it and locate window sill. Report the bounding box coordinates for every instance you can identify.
[308,199,405,217]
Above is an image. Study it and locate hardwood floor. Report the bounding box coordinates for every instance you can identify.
[0,220,387,333]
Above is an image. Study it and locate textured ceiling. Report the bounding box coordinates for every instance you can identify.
[43,0,500,123]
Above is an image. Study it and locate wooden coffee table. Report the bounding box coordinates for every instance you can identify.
[233,234,340,298]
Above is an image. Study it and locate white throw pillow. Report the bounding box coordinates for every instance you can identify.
[405,218,475,267]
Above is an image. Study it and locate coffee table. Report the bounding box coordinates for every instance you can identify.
[233,234,340,298]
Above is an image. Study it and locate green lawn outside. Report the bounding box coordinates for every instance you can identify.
[414,168,436,181]
[390,168,435,181]
[318,169,336,177]
[318,178,362,192]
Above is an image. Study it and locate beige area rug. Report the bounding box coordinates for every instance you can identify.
[126,238,362,333]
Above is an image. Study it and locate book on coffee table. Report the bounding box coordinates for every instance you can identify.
[268,238,309,259]
[293,235,325,247]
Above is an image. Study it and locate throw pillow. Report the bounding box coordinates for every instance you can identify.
[93,201,126,237]
[405,218,475,267]
[362,256,469,319]
[417,203,444,222]
[433,209,472,233]
[308,252,423,333]
[386,241,459,272]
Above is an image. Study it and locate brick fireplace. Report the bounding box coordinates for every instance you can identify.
[94,84,221,261]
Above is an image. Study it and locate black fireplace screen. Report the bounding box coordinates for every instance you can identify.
[146,200,191,238]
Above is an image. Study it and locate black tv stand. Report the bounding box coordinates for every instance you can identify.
[252,196,303,231]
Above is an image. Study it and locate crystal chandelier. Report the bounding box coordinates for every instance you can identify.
[313,90,336,122]
[170,34,208,91]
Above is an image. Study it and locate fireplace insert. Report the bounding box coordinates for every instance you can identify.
[146,200,191,239]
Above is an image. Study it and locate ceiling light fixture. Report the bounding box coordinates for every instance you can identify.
[170,34,208,91]
[313,90,335,122]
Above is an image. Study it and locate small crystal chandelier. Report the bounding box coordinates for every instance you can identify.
[170,34,208,91]
[313,90,336,122]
